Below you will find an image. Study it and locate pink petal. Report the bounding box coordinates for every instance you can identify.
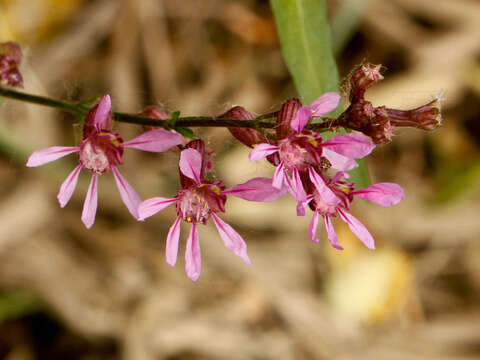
[179,148,202,184]
[290,106,312,133]
[211,213,251,265]
[325,215,343,250]
[272,162,286,189]
[285,168,308,216]
[137,196,177,221]
[112,167,141,219]
[322,133,375,159]
[309,211,320,243]
[309,92,341,117]
[338,209,375,250]
[81,174,98,229]
[57,165,82,208]
[296,202,307,217]
[249,143,280,161]
[285,169,306,201]
[94,95,111,132]
[352,182,405,207]
[185,223,201,281]
[223,177,287,202]
[322,148,358,171]
[331,171,349,184]
[308,167,340,205]
[122,129,184,152]
[166,216,182,267]
[26,146,79,167]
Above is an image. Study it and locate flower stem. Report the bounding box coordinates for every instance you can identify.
[0,86,277,129]
[114,112,276,129]
[0,86,84,114]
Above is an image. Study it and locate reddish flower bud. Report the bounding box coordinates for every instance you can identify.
[141,106,169,120]
[276,98,302,139]
[387,98,442,131]
[339,63,442,143]
[340,100,375,129]
[0,42,22,64]
[0,42,23,88]
[139,105,170,131]
[349,63,383,102]
[221,106,268,147]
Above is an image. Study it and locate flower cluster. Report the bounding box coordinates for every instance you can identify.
[230,93,405,250]
[27,96,286,280]
[0,42,23,88]
[21,61,442,281]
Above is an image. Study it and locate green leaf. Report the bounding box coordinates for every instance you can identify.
[175,127,197,139]
[0,291,42,323]
[167,110,196,139]
[171,110,181,120]
[270,0,370,188]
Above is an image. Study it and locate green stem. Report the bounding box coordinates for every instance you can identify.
[0,87,84,114]
[0,86,277,129]
[0,86,338,133]
[113,112,275,129]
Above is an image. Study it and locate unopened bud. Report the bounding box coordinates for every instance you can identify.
[276,98,302,139]
[221,106,268,147]
[0,42,22,64]
[0,42,23,88]
[140,106,170,131]
[340,100,375,129]
[349,63,383,102]
[387,99,442,131]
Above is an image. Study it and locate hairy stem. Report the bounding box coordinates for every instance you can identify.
[0,87,277,129]
[0,86,84,114]
[0,86,337,132]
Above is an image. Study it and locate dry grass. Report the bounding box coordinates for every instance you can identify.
[0,0,479,359]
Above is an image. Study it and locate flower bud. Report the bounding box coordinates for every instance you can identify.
[0,42,23,88]
[0,42,22,64]
[349,63,383,102]
[276,98,302,139]
[340,100,375,129]
[139,105,169,132]
[222,106,268,147]
[339,62,442,144]
[387,99,442,131]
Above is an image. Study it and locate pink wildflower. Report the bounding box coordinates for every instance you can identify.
[0,42,23,87]
[138,140,286,281]
[249,94,375,215]
[26,95,185,228]
[305,171,404,250]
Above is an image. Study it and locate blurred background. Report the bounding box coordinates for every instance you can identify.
[0,0,480,359]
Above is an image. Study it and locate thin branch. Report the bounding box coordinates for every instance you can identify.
[0,87,277,129]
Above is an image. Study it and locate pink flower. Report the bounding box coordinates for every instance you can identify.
[305,171,404,250]
[138,141,286,281]
[248,94,375,215]
[0,42,23,87]
[26,95,185,228]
